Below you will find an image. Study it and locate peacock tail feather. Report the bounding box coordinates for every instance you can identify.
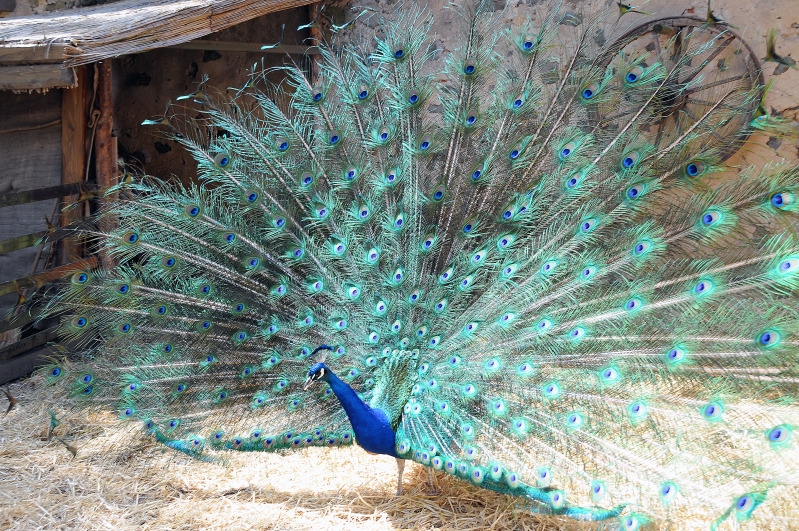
[38,1,799,527]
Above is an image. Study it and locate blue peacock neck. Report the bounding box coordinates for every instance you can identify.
[325,369,399,457]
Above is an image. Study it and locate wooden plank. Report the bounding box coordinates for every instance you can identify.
[0,90,62,318]
[168,40,319,55]
[0,44,67,64]
[0,64,77,91]
[0,202,60,294]
[0,345,53,386]
[0,90,60,140]
[0,326,59,364]
[0,123,61,195]
[0,231,47,254]
[0,255,97,298]
[0,182,97,208]
[61,65,89,265]
[0,311,35,335]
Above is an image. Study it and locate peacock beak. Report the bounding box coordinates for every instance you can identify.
[303,376,313,390]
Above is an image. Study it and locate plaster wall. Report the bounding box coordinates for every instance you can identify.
[330,0,799,165]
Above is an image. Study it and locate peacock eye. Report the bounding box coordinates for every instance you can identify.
[213,153,230,167]
[625,66,643,84]
[581,83,599,100]
[701,210,721,226]
[627,183,644,199]
[463,58,476,75]
[559,142,575,159]
[621,151,639,169]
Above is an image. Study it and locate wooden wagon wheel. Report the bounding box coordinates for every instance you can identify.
[592,16,765,162]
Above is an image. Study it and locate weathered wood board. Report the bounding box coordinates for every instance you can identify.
[0,90,62,318]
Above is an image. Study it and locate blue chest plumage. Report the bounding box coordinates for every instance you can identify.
[326,371,398,457]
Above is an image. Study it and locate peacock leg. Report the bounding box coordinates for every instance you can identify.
[426,467,439,495]
[395,458,405,496]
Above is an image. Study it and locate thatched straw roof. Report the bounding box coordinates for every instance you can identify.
[0,0,314,68]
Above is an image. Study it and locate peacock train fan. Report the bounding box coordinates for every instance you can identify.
[37,1,799,529]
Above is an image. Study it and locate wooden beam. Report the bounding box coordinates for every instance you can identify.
[0,44,69,64]
[94,60,117,269]
[0,255,98,298]
[0,182,97,208]
[0,64,77,91]
[61,65,89,264]
[167,40,319,55]
[308,2,322,84]
[0,231,47,254]
[0,326,59,364]
[0,312,35,335]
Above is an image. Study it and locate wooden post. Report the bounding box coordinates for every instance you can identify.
[309,2,323,85]
[60,65,89,265]
[94,59,118,269]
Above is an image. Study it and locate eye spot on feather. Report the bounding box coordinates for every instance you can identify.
[685,161,705,177]
[591,480,606,501]
[543,381,560,398]
[767,425,791,445]
[778,258,798,274]
[771,192,793,209]
[701,210,721,226]
[213,153,230,167]
[625,66,643,84]
[621,151,639,169]
[463,58,476,75]
[581,83,599,100]
[627,183,644,199]
[622,515,643,531]
[736,495,754,513]
[758,330,780,347]
[536,467,552,487]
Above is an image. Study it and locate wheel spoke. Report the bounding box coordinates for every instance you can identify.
[651,30,662,58]
[682,106,725,142]
[684,98,738,110]
[685,75,748,95]
[590,16,763,162]
[653,113,669,148]
[680,37,735,85]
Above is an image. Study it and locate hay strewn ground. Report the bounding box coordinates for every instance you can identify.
[1,376,797,531]
[0,376,595,531]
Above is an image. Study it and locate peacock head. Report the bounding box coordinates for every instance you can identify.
[304,345,334,390]
[304,362,330,390]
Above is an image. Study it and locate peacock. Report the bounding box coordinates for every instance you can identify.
[35,1,799,529]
